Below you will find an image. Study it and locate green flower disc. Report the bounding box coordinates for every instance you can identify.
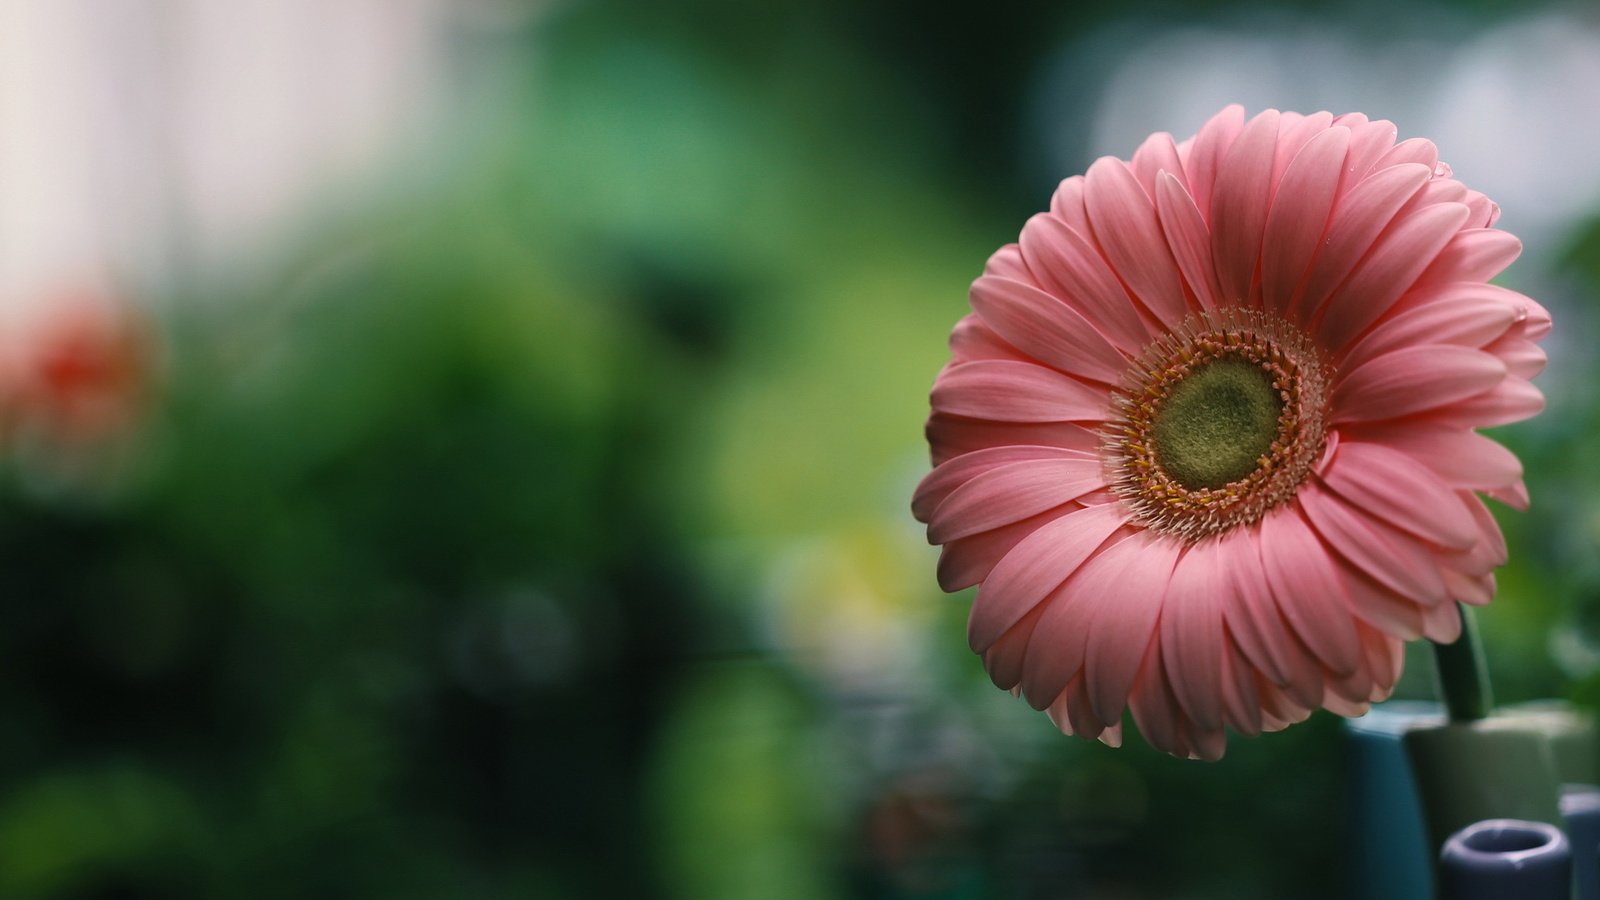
[1152,359,1283,491]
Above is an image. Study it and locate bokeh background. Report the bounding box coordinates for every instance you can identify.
[1,0,1597,897]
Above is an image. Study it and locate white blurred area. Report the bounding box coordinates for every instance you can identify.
[0,0,489,319]
[1057,9,1600,262]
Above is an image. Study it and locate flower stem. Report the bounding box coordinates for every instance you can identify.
[1431,603,1492,722]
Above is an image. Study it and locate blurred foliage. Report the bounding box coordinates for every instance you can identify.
[0,0,1592,898]
[0,194,701,896]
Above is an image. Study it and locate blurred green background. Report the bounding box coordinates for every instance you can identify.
[1,0,1597,897]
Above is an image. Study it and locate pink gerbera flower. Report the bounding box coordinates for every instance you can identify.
[912,106,1550,760]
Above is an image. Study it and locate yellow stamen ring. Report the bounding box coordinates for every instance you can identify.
[1106,309,1332,542]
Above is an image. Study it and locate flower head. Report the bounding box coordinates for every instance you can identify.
[5,284,148,446]
[913,106,1549,759]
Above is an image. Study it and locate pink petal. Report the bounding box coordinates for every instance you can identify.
[1049,175,1090,234]
[1256,506,1362,677]
[1468,571,1498,606]
[1255,674,1314,732]
[982,604,1044,691]
[1221,640,1264,736]
[1084,157,1191,328]
[947,315,1032,364]
[931,359,1109,423]
[1062,670,1109,739]
[1506,290,1552,341]
[982,243,1032,282]
[1020,530,1173,712]
[1326,633,1378,707]
[1341,118,1399,183]
[1270,111,1334,190]
[1128,641,1193,758]
[1340,286,1518,370]
[1442,568,1494,606]
[1131,131,1186,196]
[1323,684,1372,717]
[913,444,1092,522]
[1483,334,1546,380]
[1294,163,1431,319]
[1316,202,1472,351]
[1451,491,1508,573]
[1260,126,1349,314]
[1044,683,1074,735]
[938,507,1070,591]
[1184,718,1228,762]
[1373,137,1439,172]
[970,276,1130,383]
[1487,481,1530,511]
[1180,104,1246,222]
[1298,485,1448,607]
[1331,346,1505,424]
[1414,229,1522,288]
[1044,674,1088,735]
[1420,376,1543,429]
[1209,109,1280,305]
[1276,641,1330,712]
[1340,426,1521,492]
[927,457,1108,543]
[1018,213,1151,349]
[967,503,1127,652]
[1214,528,1294,686]
[1463,190,1500,228]
[1319,441,1478,550]
[1358,623,1406,694]
[1402,177,1469,213]
[1159,547,1227,731]
[926,415,1101,465]
[1155,172,1224,311]
[1422,601,1463,643]
[1471,495,1509,561]
[1336,560,1425,640]
[1098,720,1124,748]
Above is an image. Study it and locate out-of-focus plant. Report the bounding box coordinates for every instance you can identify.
[0,284,153,489]
[0,175,726,897]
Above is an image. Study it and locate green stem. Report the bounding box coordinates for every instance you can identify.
[1431,603,1492,722]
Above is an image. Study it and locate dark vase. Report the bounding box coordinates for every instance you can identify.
[1438,819,1570,900]
[1562,784,1600,900]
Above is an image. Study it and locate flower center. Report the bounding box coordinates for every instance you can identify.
[1153,359,1283,490]
[1106,309,1331,542]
